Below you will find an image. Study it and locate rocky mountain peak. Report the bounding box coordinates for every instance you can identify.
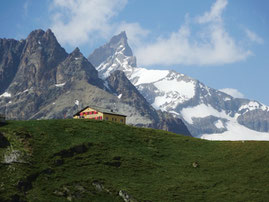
[88,32,137,79]
[25,29,64,52]
[5,29,68,94]
[88,31,136,68]
[70,47,83,58]
[56,46,105,90]
[109,31,127,46]
[109,31,133,57]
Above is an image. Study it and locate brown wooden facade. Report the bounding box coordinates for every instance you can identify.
[73,107,126,124]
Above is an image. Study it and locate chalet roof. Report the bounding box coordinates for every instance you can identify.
[73,106,127,117]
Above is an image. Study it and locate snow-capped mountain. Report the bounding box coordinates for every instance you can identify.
[88,32,269,140]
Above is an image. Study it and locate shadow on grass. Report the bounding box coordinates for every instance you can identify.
[0,122,8,127]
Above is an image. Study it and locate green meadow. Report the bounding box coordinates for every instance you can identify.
[0,119,269,201]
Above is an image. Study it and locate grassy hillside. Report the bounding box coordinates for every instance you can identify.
[0,119,269,201]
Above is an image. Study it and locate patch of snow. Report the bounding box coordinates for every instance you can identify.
[130,68,169,85]
[224,97,231,101]
[115,57,122,65]
[75,100,79,106]
[8,101,12,104]
[151,79,195,111]
[118,94,122,99]
[38,40,41,45]
[170,111,180,116]
[154,79,195,99]
[181,103,269,140]
[75,57,79,60]
[239,101,269,112]
[261,105,269,111]
[55,82,66,87]
[150,78,196,111]
[181,104,231,124]
[104,81,111,91]
[214,120,225,129]
[152,96,168,110]
[0,92,11,98]
[201,121,269,141]
[52,102,56,105]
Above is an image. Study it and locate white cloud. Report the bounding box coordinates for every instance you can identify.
[23,0,31,17]
[196,0,227,24]
[135,0,252,66]
[136,22,251,66]
[245,29,264,44]
[50,0,128,46]
[219,88,244,98]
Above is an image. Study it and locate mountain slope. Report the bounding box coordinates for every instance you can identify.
[88,32,269,140]
[106,70,191,136]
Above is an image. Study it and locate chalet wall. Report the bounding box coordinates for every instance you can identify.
[73,107,126,124]
[103,114,126,124]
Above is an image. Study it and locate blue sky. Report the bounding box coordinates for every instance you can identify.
[0,0,269,105]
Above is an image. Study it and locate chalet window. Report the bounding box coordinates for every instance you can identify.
[115,118,117,121]
[105,117,108,120]
[90,111,92,114]
[120,119,123,122]
[112,118,114,121]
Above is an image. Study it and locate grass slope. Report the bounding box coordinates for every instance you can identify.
[0,119,269,201]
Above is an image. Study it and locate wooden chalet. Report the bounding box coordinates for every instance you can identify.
[73,106,126,124]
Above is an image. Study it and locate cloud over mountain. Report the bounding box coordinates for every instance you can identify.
[50,0,127,46]
[135,0,251,66]
[219,88,244,98]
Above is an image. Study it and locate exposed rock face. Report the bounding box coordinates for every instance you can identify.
[119,190,137,202]
[0,38,25,94]
[56,47,104,89]
[237,110,269,132]
[8,29,67,94]
[154,111,191,136]
[3,149,24,164]
[106,70,158,118]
